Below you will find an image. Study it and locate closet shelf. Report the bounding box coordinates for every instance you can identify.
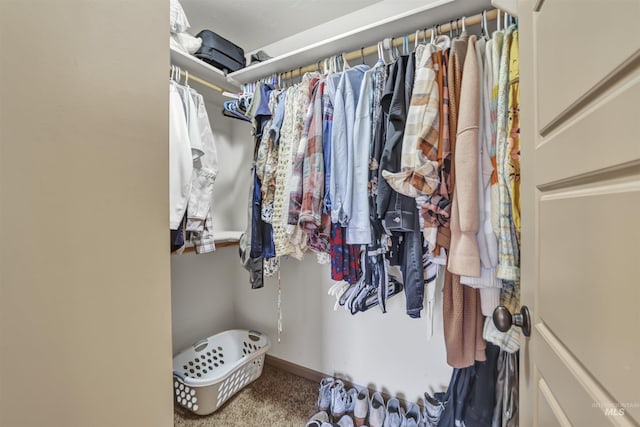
[176,231,243,255]
[228,0,489,84]
[170,47,240,93]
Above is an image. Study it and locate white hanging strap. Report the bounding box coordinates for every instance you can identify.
[482,10,488,37]
[277,269,282,343]
[497,9,501,31]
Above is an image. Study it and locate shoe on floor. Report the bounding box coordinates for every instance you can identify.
[423,393,444,427]
[346,387,358,413]
[307,410,330,427]
[368,392,386,427]
[383,398,404,427]
[337,414,355,427]
[402,402,422,427]
[354,388,369,426]
[331,380,353,420]
[317,377,335,411]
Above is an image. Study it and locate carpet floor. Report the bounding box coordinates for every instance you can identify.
[174,363,318,427]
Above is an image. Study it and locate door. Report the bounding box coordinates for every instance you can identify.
[518,0,640,425]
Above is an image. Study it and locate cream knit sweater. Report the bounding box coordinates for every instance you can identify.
[448,35,481,278]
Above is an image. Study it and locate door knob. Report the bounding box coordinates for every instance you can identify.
[492,305,532,337]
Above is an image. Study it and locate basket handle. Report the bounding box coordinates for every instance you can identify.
[192,339,208,352]
[248,330,262,342]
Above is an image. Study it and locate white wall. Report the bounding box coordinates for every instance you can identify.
[235,257,453,401]
[171,247,239,353]
[207,105,253,233]
[0,1,173,426]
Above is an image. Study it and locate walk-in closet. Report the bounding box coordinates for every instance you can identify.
[2,1,638,426]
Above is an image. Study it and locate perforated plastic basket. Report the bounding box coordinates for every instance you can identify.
[172,329,270,415]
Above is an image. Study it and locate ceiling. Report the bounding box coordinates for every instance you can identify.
[180,0,383,52]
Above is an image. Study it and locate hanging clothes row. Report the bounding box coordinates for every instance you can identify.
[236,6,519,357]
[169,66,220,254]
[234,11,520,426]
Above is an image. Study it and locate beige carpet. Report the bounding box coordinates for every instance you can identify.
[174,364,318,427]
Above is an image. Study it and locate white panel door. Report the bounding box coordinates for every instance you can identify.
[518,0,640,425]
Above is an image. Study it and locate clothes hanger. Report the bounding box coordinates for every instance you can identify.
[414,30,420,51]
[461,16,466,33]
[383,37,395,61]
[497,9,502,32]
[360,47,365,65]
[481,10,488,39]
[449,20,454,39]
[402,35,409,56]
[341,52,350,70]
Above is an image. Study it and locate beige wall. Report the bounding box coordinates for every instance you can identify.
[0,1,173,426]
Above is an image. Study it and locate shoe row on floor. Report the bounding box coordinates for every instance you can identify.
[309,377,436,427]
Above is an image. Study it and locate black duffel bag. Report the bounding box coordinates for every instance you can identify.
[194,30,246,73]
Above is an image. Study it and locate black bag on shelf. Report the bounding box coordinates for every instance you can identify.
[194,30,246,73]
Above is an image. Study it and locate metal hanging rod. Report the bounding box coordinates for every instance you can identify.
[276,8,501,82]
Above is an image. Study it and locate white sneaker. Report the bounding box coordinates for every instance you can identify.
[354,388,370,426]
[331,381,353,420]
[368,392,386,427]
[317,377,335,411]
[402,402,422,427]
[337,414,355,427]
[306,410,330,427]
[383,398,404,427]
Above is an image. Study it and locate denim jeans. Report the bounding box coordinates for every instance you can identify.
[385,192,424,318]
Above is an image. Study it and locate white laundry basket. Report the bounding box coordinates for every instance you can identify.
[172,329,271,415]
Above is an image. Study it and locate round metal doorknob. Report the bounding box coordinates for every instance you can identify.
[492,305,532,337]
